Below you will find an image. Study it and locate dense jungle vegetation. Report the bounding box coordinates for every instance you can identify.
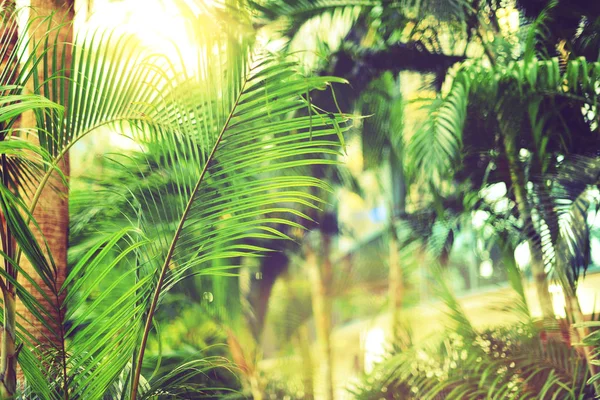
[0,0,600,399]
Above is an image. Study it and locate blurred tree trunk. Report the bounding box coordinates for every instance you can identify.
[295,323,314,400]
[248,251,288,340]
[501,89,597,392]
[388,227,401,335]
[534,172,597,390]
[502,134,554,322]
[306,230,334,400]
[475,2,554,324]
[226,328,264,400]
[388,147,406,343]
[16,0,73,354]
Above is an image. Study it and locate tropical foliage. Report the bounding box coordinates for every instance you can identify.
[1,0,600,399]
[350,269,597,399]
[0,2,348,398]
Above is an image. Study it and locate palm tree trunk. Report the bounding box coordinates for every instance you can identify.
[388,149,405,343]
[16,155,70,345]
[1,157,18,399]
[502,134,554,322]
[388,228,402,339]
[249,375,264,400]
[482,6,552,321]
[0,2,22,396]
[16,0,73,361]
[307,231,334,400]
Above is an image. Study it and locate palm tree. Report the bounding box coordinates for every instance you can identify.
[0,2,25,395]
[246,3,474,396]
[0,1,350,398]
[0,1,73,393]
[249,0,600,396]
[405,3,600,388]
[15,0,74,355]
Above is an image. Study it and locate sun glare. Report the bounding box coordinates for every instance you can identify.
[76,0,207,69]
[363,327,387,374]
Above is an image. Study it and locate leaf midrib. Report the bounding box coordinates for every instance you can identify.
[129,63,251,400]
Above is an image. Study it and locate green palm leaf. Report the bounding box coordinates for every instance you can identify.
[0,3,350,399]
[127,52,350,397]
[249,0,379,37]
[406,77,467,185]
[0,89,62,124]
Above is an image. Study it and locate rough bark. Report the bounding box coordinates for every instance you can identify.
[16,0,73,358]
[0,2,22,395]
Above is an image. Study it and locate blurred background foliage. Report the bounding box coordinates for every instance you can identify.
[11,0,600,398]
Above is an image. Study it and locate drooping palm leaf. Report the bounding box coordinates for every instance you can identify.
[0,2,351,399]
[249,0,380,38]
[250,0,470,37]
[406,76,467,185]
[535,156,600,289]
[125,54,350,398]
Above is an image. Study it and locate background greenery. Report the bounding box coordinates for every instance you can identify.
[0,0,599,399]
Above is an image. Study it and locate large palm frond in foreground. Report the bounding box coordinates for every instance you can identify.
[0,3,350,399]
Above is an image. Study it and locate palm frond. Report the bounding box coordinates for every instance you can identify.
[406,0,467,22]
[127,53,350,396]
[249,0,379,37]
[406,77,467,185]
[579,320,600,388]
[0,89,63,125]
[0,2,350,399]
[358,71,403,170]
[536,156,600,289]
